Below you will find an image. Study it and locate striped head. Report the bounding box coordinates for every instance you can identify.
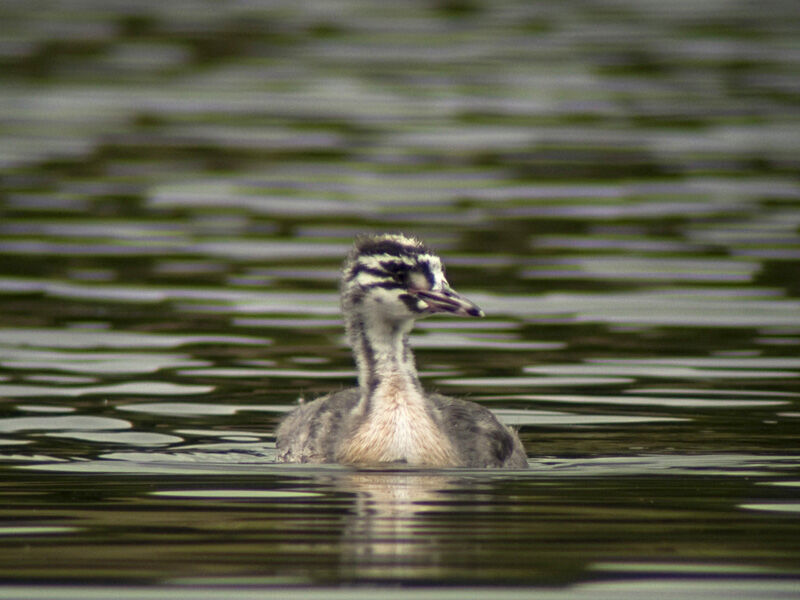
[341,233,484,325]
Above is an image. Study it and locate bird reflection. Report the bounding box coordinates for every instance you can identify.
[327,469,469,580]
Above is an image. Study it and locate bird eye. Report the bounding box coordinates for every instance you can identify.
[382,262,409,285]
[393,267,409,285]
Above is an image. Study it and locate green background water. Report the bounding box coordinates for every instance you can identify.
[0,0,798,597]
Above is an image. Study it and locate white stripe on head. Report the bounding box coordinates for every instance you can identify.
[355,254,418,271]
[353,271,393,286]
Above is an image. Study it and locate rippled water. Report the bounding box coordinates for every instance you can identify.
[1,0,799,598]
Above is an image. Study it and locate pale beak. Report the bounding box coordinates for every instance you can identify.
[414,286,484,317]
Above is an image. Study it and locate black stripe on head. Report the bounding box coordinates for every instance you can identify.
[416,259,436,289]
[378,259,414,285]
[352,234,428,260]
[361,281,403,291]
[346,263,392,283]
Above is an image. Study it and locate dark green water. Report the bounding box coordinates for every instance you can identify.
[0,0,799,598]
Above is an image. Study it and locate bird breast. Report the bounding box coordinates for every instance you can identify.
[335,377,461,467]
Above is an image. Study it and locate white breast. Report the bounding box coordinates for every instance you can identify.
[336,377,460,466]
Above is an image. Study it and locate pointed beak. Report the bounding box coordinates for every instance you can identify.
[414,286,484,318]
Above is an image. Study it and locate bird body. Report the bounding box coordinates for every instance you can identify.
[275,233,528,469]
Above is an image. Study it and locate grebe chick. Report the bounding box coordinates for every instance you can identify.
[275,233,528,468]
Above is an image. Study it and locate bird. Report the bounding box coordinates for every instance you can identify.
[275,233,528,469]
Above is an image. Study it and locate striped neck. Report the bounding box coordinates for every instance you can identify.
[345,310,420,402]
[339,304,461,467]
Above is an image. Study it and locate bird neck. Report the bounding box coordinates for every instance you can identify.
[345,311,421,401]
[339,309,462,467]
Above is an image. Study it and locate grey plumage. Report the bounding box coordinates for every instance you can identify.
[275,233,528,469]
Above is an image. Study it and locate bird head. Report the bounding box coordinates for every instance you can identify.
[341,233,484,325]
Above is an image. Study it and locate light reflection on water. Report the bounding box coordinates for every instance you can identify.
[0,0,799,595]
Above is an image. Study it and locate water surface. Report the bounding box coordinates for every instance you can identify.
[0,0,799,598]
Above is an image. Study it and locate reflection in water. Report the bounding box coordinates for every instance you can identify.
[11,451,800,592]
[336,471,462,580]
